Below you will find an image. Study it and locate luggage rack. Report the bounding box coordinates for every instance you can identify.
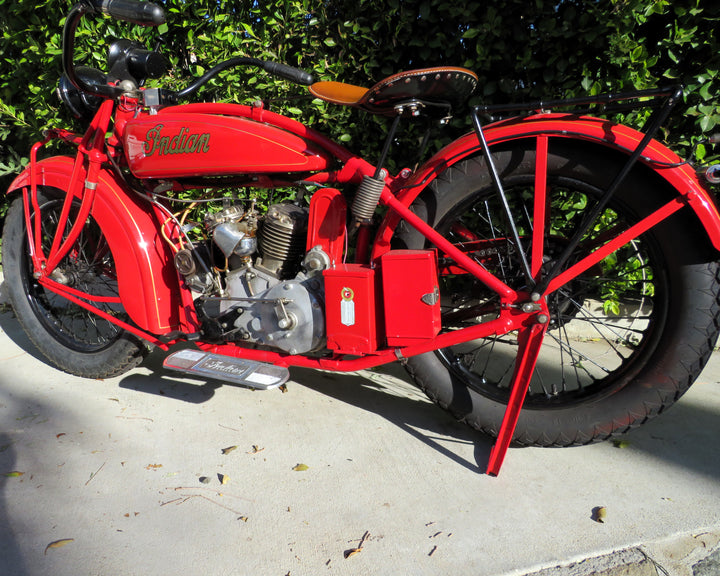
[473,84,683,118]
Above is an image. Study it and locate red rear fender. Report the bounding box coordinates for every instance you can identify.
[375,114,720,255]
[7,156,184,334]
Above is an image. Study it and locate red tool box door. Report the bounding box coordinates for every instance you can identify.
[324,265,378,354]
[381,250,441,346]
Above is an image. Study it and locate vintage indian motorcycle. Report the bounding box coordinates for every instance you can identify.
[4,0,720,475]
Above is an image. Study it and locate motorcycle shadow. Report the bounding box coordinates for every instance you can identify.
[124,347,492,473]
[0,306,51,368]
[291,364,494,474]
[119,345,223,404]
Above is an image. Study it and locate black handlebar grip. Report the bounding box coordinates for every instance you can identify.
[262,61,314,86]
[92,0,165,26]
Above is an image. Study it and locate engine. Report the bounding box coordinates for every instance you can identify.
[178,201,330,355]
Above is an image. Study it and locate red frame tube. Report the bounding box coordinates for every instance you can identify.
[531,135,548,279]
[201,309,527,371]
[379,188,518,302]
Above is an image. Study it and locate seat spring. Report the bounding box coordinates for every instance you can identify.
[351,175,386,223]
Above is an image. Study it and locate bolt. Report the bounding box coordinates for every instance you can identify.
[536,313,549,324]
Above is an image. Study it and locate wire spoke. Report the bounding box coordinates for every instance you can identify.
[437,178,663,407]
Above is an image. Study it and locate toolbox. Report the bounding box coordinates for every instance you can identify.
[381,249,441,346]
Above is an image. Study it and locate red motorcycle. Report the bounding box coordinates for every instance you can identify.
[4,0,720,474]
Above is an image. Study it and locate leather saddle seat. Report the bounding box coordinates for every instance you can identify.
[309,66,478,116]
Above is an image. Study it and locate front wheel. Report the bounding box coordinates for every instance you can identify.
[398,140,720,446]
[2,189,148,378]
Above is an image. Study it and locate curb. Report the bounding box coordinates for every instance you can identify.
[522,530,720,576]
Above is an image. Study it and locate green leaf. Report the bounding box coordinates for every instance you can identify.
[696,143,707,162]
[3,471,24,477]
[699,82,713,102]
[700,115,716,133]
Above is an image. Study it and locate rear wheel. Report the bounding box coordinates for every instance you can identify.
[398,140,720,446]
[2,189,148,378]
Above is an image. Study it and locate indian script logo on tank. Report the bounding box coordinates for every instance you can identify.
[144,124,210,157]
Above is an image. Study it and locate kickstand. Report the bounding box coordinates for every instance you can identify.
[486,322,548,476]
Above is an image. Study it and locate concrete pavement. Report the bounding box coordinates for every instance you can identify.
[1,271,719,576]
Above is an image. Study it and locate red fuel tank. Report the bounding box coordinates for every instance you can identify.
[123,112,332,178]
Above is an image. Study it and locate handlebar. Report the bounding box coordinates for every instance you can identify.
[89,0,165,27]
[63,0,313,104]
[174,57,314,100]
[262,61,314,86]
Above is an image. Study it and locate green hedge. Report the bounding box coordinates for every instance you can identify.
[1,0,719,232]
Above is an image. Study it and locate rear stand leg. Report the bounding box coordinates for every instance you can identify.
[486,321,548,476]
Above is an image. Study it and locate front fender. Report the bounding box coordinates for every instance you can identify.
[374,114,720,255]
[7,156,183,334]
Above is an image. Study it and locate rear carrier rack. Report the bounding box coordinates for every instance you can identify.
[474,85,683,118]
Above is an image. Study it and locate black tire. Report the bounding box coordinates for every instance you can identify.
[2,189,148,378]
[397,140,720,446]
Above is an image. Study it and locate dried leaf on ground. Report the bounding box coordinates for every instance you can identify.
[612,439,631,448]
[3,471,24,477]
[592,506,607,523]
[221,445,237,455]
[145,464,163,470]
[219,473,230,485]
[344,548,362,559]
[292,463,308,471]
[344,530,370,559]
[247,445,264,454]
[44,539,74,554]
